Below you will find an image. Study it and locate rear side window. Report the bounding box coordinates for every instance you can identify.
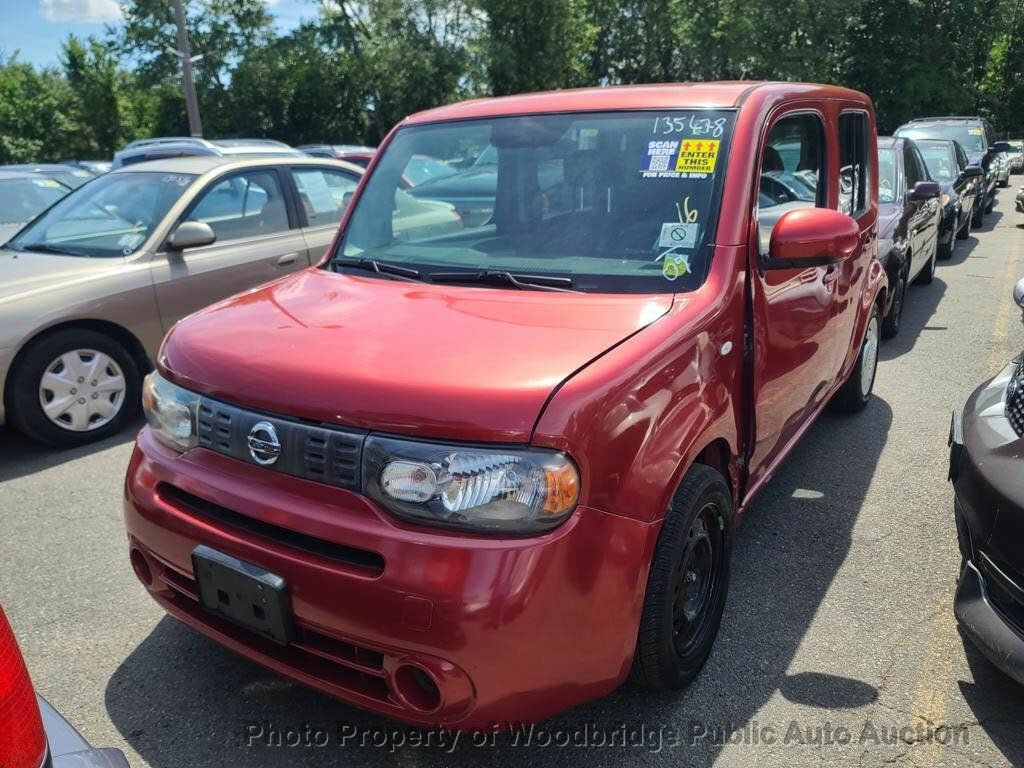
[293,167,359,227]
[758,113,824,253]
[903,142,926,187]
[839,112,870,217]
[188,170,290,241]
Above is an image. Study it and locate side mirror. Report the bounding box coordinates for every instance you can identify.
[1013,277,1024,309]
[963,165,984,179]
[764,208,860,270]
[168,220,216,250]
[909,180,941,200]
[991,141,1013,154]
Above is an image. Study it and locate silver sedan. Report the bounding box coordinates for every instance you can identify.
[0,155,462,446]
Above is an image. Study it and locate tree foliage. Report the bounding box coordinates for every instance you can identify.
[1,0,1023,162]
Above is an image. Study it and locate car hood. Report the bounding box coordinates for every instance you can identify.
[160,269,674,442]
[0,247,128,305]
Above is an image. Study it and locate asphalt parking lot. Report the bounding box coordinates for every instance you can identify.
[2,186,1024,768]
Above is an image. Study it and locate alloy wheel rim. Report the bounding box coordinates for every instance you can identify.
[671,502,723,657]
[38,349,126,432]
[860,315,879,397]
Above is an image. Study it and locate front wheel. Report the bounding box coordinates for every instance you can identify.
[957,212,971,240]
[972,200,985,227]
[881,275,906,339]
[8,329,140,447]
[916,240,937,285]
[633,464,732,690]
[831,305,880,413]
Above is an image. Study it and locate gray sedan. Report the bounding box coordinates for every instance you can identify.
[0,154,461,447]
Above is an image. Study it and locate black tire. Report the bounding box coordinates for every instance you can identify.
[956,213,971,240]
[881,274,906,339]
[973,198,986,226]
[915,241,937,285]
[938,236,953,260]
[831,304,880,413]
[633,464,732,691]
[8,329,140,447]
[985,195,994,214]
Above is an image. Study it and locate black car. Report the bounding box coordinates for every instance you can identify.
[916,139,984,255]
[894,117,1012,226]
[949,277,1024,687]
[875,137,942,338]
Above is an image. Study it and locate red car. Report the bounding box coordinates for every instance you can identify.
[124,82,885,728]
[0,605,129,768]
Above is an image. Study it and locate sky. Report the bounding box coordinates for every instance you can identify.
[0,0,314,68]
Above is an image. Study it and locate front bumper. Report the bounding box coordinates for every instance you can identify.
[954,561,1024,686]
[124,428,657,728]
[949,367,1024,686]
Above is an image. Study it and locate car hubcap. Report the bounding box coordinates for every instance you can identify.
[38,349,126,432]
[671,503,723,657]
[860,315,879,397]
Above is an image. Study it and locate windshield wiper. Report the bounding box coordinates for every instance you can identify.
[429,270,576,292]
[333,257,423,282]
[14,243,90,257]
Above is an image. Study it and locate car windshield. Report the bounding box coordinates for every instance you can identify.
[917,142,957,181]
[0,177,69,224]
[8,171,195,258]
[337,110,736,293]
[896,124,985,154]
[877,148,899,203]
[404,156,458,186]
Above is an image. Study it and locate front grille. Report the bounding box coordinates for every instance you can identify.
[196,397,366,490]
[1005,359,1024,437]
[157,483,384,575]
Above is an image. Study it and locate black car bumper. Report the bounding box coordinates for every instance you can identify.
[949,364,1024,685]
[954,560,1024,685]
[39,696,129,768]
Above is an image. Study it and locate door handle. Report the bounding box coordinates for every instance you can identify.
[276,252,300,266]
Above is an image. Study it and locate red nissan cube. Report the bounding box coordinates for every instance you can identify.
[124,82,884,728]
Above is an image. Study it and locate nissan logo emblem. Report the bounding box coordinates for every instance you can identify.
[247,421,281,466]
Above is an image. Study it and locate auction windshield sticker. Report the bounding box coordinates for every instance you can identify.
[641,138,721,178]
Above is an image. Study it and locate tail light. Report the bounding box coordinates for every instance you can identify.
[0,605,46,768]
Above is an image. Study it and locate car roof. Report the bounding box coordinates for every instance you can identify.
[877,136,901,149]
[111,155,366,176]
[404,81,869,124]
[902,116,985,125]
[0,169,45,180]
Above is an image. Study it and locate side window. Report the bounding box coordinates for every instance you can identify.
[903,143,923,187]
[838,112,870,216]
[955,143,968,171]
[758,113,824,252]
[912,145,931,181]
[293,168,359,227]
[188,170,289,241]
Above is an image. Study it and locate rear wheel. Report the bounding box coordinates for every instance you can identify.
[8,329,140,447]
[633,464,732,691]
[881,274,906,339]
[832,305,880,413]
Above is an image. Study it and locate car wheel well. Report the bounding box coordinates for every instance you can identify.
[4,320,151,411]
[694,438,735,505]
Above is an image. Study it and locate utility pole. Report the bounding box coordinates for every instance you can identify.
[170,0,203,136]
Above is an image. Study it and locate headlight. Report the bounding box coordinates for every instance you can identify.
[141,371,199,452]
[363,436,579,534]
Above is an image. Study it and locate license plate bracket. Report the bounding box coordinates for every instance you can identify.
[192,545,294,645]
